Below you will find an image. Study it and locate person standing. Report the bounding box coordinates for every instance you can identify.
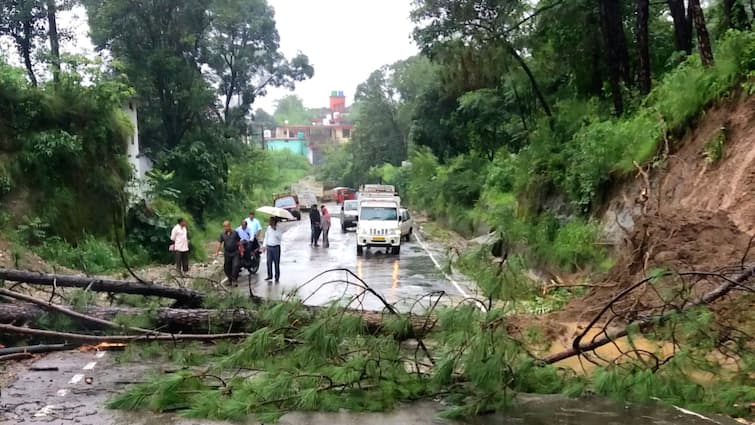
[309,204,321,247]
[215,221,242,285]
[320,205,331,248]
[170,218,189,276]
[263,217,283,283]
[245,211,262,241]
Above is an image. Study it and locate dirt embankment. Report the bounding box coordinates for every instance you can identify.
[560,93,755,321]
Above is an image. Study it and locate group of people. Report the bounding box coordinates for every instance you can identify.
[169,205,332,287]
[309,204,332,248]
[214,211,283,285]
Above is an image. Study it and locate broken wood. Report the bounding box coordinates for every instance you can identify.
[0,288,167,336]
[0,343,76,356]
[0,302,433,337]
[0,268,205,307]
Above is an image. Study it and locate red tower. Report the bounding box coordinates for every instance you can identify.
[329,90,346,114]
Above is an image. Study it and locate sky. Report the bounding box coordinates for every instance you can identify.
[261,0,419,111]
[2,1,418,112]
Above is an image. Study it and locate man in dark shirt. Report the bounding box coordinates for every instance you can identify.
[214,220,242,284]
[309,204,321,247]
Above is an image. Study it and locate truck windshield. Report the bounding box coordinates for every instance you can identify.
[343,201,358,211]
[360,207,397,221]
[274,197,296,208]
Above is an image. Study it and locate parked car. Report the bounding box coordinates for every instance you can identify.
[273,193,301,220]
[340,199,359,231]
[399,208,414,241]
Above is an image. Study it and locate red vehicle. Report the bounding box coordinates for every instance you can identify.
[334,187,356,204]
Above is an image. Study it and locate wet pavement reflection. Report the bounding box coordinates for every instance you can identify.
[239,206,475,312]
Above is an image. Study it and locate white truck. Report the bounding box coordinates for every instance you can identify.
[355,190,402,256]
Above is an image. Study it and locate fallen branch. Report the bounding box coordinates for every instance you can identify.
[0,343,77,356]
[0,288,167,336]
[0,268,205,307]
[0,323,249,343]
[543,265,755,364]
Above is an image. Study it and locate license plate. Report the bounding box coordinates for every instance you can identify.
[372,237,386,242]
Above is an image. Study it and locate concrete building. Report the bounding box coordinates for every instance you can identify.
[264,91,354,165]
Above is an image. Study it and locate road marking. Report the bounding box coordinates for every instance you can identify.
[413,232,470,299]
[69,373,84,384]
[95,351,106,358]
[82,361,97,370]
[56,389,68,397]
[34,405,55,417]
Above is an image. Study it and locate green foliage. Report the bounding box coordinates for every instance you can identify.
[0,58,134,241]
[16,215,49,246]
[703,127,728,163]
[126,198,199,264]
[34,234,150,274]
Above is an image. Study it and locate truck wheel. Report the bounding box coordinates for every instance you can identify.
[356,245,363,256]
[342,225,347,233]
[392,246,401,255]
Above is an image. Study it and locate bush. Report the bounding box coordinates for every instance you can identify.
[126,198,201,264]
[35,234,149,274]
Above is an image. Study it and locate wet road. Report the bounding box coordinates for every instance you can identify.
[1,349,741,424]
[240,206,477,312]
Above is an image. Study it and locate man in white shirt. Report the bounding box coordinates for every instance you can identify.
[262,217,283,283]
[170,218,190,275]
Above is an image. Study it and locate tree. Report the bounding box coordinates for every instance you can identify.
[202,0,313,129]
[689,0,714,67]
[44,0,60,84]
[635,0,651,95]
[722,0,751,31]
[272,94,312,125]
[350,67,406,174]
[0,0,46,86]
[667,0,692,54]
[252,108,277,132]
[84,0,214,150]
[598,0,631,114]
[411,0,554,117]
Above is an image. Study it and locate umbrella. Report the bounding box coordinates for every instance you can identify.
[256,206,295,221]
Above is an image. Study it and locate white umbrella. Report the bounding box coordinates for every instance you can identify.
[256,206,295,221]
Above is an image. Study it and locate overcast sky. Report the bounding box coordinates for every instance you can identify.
[262,0,418,111]
[1,1,417,112]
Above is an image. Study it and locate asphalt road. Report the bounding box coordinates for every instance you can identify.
[239,205,477,312]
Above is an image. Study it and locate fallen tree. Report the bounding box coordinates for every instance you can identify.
[0,268,206,307]
[0,300,433,337]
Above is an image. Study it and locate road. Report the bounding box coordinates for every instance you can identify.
[0,208,742,424]
[240,205,477,312]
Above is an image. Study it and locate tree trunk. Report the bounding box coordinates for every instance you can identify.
[19,21,37,86]
[723,0,752,30]
[689,0,714,67]
[0,268,205,307]
[45,0,60,85]
[506,43,552,117]
[0,302,434,338]
[667,0,692,54]
[599,0,631,114]
[635,0,651,95]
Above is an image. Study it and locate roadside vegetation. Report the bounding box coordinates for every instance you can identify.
[0,0,313,273]
[0,0,754,423]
